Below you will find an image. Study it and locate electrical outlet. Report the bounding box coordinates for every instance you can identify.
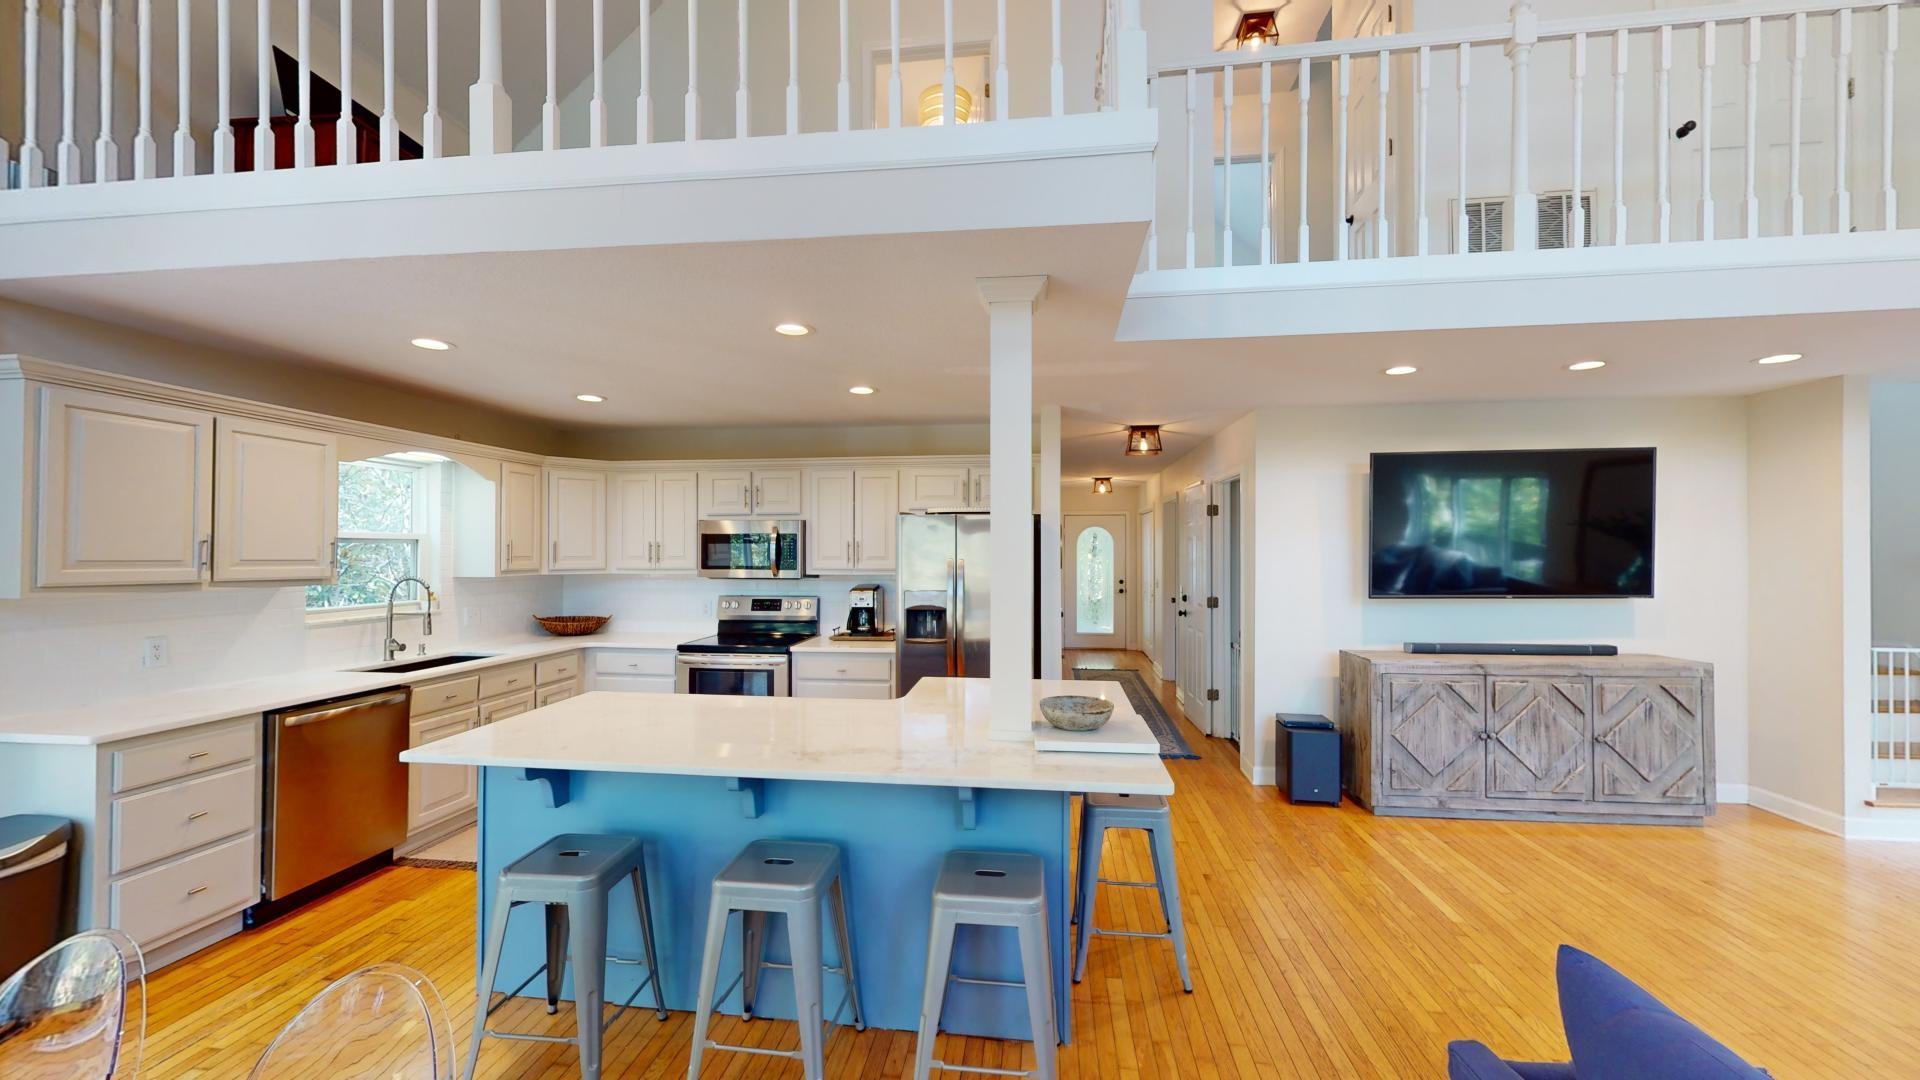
[142,636,170,669]
[462,605,479,629]
[702,598,714,616]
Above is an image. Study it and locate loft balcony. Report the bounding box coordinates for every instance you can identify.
[1121,0,1920,342]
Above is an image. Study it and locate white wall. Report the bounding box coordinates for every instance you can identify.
[1871,381,1920,646]
[1747,376,1874,830]
[1240,396,1752,795]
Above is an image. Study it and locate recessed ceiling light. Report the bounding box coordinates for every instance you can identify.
[1568,360,1607,371]
[1383,365,1418,376]
[410,337,454,351]
[848,385,876,396]
[774,322,813,337]
[1755,353,1802,366]
[575,393,606,403]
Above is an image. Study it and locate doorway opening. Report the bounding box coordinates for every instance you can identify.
[1213,477,1243,745]
[1064,513,1131,650]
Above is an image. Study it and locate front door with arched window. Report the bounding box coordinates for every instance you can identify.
[1064,513,1130,650]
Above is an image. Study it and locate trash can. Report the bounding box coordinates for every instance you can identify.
[0,815,74,979]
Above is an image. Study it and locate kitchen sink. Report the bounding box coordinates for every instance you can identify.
[351,653,497,674]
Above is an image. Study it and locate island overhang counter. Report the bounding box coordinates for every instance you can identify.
[402,677,1174,1044]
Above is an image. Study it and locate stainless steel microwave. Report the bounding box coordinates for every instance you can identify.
[696,518,806,578]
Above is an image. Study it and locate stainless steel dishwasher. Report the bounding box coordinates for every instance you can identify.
[258,688,412,913]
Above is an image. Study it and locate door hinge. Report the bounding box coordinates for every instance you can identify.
[1387,4,1393,22]
[1206,503,1220,517]
[1206,688,1220,702]
[1388,136,1394,156]
[1206,596,1219,609]
[1847,77,1856,99]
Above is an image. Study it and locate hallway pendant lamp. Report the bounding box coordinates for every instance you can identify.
[918,83,975,126]
[1091,477,1115,495]
[1234,10,1282,50]
[1124,425,1163,457]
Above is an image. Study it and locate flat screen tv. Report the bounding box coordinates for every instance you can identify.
[1368,448,1656,599]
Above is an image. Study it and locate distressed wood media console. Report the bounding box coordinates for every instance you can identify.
[1337,651,1715,825]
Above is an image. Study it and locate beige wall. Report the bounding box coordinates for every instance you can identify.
[561,421,989,461]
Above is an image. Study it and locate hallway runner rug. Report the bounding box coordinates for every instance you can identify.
[1070,668,1199,760]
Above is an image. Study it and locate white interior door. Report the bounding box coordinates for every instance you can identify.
[1176,484,1211,728]
[1160,495,1181,683]
[1140,510,1159,670]
[1344,0,1393,258]
[1063,513,1130,650]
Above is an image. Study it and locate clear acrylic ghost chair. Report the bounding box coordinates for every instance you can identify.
[248,963,455,1080]
[0,928,148,1080]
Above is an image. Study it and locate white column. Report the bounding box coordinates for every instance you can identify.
[978,275,1048,741]
[469,0,510,154]
[1505,0,1538,251]
[1038,404,1063,680]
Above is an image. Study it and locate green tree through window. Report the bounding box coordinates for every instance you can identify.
[306,460,425,611]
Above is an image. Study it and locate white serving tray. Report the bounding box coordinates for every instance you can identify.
[1032,707,1161,755]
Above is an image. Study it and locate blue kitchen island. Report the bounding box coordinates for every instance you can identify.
[402,677,1174,1043]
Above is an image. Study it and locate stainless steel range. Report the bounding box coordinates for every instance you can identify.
[675,594,820,697]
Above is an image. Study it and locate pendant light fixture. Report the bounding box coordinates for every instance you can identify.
[1091,477,1115,495]
[1233,10,1281,50]
[1124,425,1163,457]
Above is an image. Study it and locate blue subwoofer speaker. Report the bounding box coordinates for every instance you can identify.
[1276,714,1342,806]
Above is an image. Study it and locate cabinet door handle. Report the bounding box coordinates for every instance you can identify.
[186,885,209,897]
[186,750,210,760]
[186,810,210,821]
[197,536,211,571]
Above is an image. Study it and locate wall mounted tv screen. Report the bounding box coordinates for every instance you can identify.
[1368,448,1656,599]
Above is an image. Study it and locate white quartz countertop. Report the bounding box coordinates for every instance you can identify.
[791,635,897,654]
[0,633,696,746]
[403,678,1175,796]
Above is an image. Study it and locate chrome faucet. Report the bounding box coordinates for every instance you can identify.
[385,577,436,661]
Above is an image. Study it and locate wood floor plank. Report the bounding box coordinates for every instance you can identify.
[138,650,1920,1078]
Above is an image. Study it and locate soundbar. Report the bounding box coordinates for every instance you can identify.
[1404,642,1619,657]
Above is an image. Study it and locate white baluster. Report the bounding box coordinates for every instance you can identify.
[1882,5,1899,230]
[380,0,397,160]
[1260,60,1273,265]
[1416,45,1430,255]
[471,0,508,154]
[1184,70,1196,268]
[1375,49,1390,257]
[1570,33,1584,249]
[686,0,701,139]
[543,0,558,150]
[96,0,117,181]
[58,0,79,184]
[136,0,156,178]
[1507,1,1537,252]
[1698,22,1714,239]
[1743,17,1759,238]
[943,0,955,125]
[1050,0,1064,116]
[888,0,901,127]
[837,0,850,130]
[295,0,314,167]
[1222,69,1234,266]
[1146,75,1158,268]
[1789,12,1805,236]
[19,0,43,187]
[337,0,353,163]
[1455,43,1469,253]
[1611,29,1626,244]
[785,0,798,134]
[423,0,441,157]
[735,0,749,138]
[1335,53,1349,259]
[638,0,653,143]
[995,0,1008,120]
[1654,25,1670,243]
[171,0,193,176]
[591,0,607,147]
[214,0,233,172]
[255,0,271,171]
[1833,7,1852,234]
[1298,55,1312,262]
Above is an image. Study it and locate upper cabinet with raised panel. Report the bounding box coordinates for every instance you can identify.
[699,468,804,518]
[212,417,338,583]
[498,462,544,572]
[611,470,698,572]
[546,468,607,572]
[900,463,990,511]
[809,468,898,573]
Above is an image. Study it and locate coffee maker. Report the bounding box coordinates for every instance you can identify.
[845,584,886,636]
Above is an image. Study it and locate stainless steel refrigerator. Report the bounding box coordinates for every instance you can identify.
[896,512,1039,694]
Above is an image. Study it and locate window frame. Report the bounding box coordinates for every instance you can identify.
[304,457,438,625]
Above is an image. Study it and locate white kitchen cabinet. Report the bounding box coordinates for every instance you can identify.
[480,689,537,724]
[900,466,971,511]
[590,648,676,693]
[407,706,479,834]
[809,468,897,573]
[612,470,699,572]
[212,417,338,583]
[793,650,896,698]
[699,467,804,518]
[35,385,214,588]
[969,468,991,510]
[546,468,608,572]
[536,680,580,707]
[498,461,544,572]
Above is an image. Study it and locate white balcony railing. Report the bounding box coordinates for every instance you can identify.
[1147,0,1918,273]
[1872,646,1920,792]
[2,0,1144,195]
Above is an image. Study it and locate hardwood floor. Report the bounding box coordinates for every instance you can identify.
[143,651,1920,1077]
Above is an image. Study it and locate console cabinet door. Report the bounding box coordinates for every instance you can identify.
[1381,674,1487,799]
[212,417,338,582]
[36,386,214,587]
[1591,678,1707,803]
[1485,677,1591,800]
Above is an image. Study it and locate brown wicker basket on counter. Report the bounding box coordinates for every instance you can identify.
[533,615,612,636]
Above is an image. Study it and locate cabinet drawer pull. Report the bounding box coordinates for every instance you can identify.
[186,751,211,760]
[186,810,210,821]
[186,885,209,897]
[506,677,520,685]
[443,690,461,701]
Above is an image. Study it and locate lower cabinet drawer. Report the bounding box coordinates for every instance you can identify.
[110,834,258,947]
[411,675,480,717]
[794,678,895,700]
[480,689,537,723]
[590,673,676,694]
[536,653,581,685]
[593,649,675,677]
[479,662,537,699]
[793,653,894,683]
[110,764,258,875]
[111,719,256,793]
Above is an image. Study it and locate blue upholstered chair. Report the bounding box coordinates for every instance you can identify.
[1447,945,1768,1080]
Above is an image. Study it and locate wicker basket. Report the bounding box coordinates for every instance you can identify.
[533,615,612,637]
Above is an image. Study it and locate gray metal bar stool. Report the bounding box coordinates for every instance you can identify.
[1071,793,1193,993]
[467,833,668,1080]
[913,850,1058,1080]
[687,839,865,1080]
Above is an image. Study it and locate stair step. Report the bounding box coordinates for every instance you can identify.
[1867,787,1920,809]
[1872,741,1920,761]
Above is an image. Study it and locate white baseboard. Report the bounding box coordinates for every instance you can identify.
[1716,783,1749,804]
[1245,763,1274,786]
[1744,786,1847,836]
[1844,807,1920,842]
